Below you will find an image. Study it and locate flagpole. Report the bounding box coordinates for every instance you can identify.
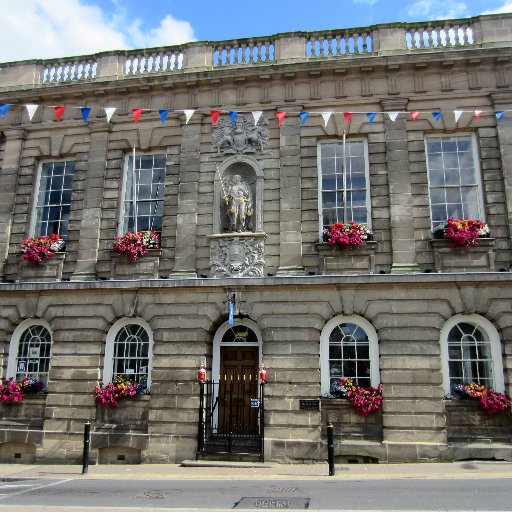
[132,145,138,233]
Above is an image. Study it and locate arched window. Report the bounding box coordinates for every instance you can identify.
[7,319,53,387]
[440,314,504,394]
[104,319,153,390]
[320,315,379,395]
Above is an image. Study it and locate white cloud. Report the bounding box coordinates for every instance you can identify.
[482,1,512,14]
[406,0,469,20]
[0,0,195,62]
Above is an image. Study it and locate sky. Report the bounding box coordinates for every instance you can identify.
[0,0,511,63]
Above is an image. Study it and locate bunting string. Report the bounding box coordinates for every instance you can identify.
[0,103,510,126]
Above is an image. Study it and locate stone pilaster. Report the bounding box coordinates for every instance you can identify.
[492,92,512,259]
[170,119,200,277]
[381,99,420,273]
[71,124,110,281]
[0,129,25,279]
[276,116,305,275]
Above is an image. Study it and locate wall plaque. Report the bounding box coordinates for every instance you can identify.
[299,399,320,410]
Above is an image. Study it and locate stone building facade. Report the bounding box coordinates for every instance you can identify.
[0,14,512,464]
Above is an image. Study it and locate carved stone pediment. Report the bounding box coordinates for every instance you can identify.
[209,234,266,278]
[212,114,269,154]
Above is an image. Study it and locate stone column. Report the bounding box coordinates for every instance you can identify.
[381,99,420,273]
[492,93,512,254]
[71,124,110,281]
[0,129,24,279]
[276,116,305,275]
[169,118,200,277]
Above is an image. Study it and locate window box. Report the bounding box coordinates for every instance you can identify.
[444,399,511,444]
[111,249,161,279]
[18,252,66,282]
[430,238,495,272]
[316,241,377,275]
[95,395,150,433]
[321,399,382,442]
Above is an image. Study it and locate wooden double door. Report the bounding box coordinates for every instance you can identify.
[218,345,259,435]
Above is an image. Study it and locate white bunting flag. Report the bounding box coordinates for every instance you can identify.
[387,112,400,122]
[25,104,38,121]
[105,107,116,123]
[184,109,195,124]
[252,110,263,125]
[321,112,332,127]
[454,110,463,123]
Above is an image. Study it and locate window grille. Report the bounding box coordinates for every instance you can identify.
[112,324,150,386]
[15,325,52,386]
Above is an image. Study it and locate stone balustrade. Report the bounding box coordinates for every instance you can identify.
[0,14,510,89]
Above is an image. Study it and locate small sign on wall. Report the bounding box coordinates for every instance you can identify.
[17,360,26,372]
[299,399,320,411]
[249,398,260,408]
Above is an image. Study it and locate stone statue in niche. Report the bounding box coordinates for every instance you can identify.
[225,174,253,232]
[212,114,269,154]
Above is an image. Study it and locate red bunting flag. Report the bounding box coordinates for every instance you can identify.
[276,111,286,126]
[411,111,420,121]
[474,110,483,121]
[210,110,221,126]
[54,106,65,122]
[343,112,353,123]
[132,109,143,124]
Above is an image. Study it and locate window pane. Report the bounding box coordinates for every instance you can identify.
[15,325,52,387]
[112,324,150,385]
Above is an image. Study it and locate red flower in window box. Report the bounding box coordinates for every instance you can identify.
[111,230,159,262]
[450,382,510,415]
[94,375,141,407]
[433,218,489,248]
[19,234,64,264]
[332,377,383,416]
[322,222,372,250]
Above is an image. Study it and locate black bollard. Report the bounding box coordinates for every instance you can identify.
[327,422,335,476]
[82,421,91,474]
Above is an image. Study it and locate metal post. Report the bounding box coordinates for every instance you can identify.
[82,421,91,474]
[327,422,335,476]
[259,381,265,461]
[196,381,205,460]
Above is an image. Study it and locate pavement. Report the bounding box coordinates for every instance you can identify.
[0,459,511,481]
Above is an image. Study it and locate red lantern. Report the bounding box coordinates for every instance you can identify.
[259,365,267,384]
[198,363,206,383]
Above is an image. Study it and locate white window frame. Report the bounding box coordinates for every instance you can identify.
[440,314,504,395]
[320,314,380,395]
[317,138,371,237]
[104,318,154,389]
[425,133,485,230]
[30,160,75,240]
[6,319,53,385]
[119,152,166,235]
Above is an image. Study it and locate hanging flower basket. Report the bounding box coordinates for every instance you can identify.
[111,230,160,262]
[322,222,372,250]
[449,382,511,415]
[19,234,64,264]
[0,378,45,403]
[330,377,383,416]
[433,218,489,248]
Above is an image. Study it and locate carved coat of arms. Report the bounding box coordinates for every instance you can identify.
[212,115,269,154]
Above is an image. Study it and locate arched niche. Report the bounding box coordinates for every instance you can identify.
[213,155,264,234]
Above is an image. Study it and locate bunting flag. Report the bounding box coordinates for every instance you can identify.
[411,111,421,122]
[25,104,38,121]
[54,106,65,122]
[159,109,169,125]
[210,110,221,126]
[105,107,116,123]
[432,111,442,122]
[474,110,483,121]
[132,108,143,124]
[454,110,463,123]
[228,110,238,124]
[80,107,91,123]
[299,111,309,125]
[276,111,286,126]
[387,112,400,122]
[252,111,263,125]
[0,104,10,119]
[321,112,332,127]
[184,109,195,124]
[496,110,505,120]
[343,112,353,123]
[366,112,376,124]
